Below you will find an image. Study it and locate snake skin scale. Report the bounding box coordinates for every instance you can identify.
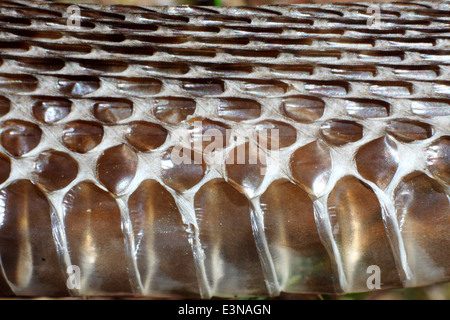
[0,0,448,298]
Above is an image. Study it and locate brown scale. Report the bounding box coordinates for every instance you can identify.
[203,63,253,76]
[290,140,332,195]
[261,179,338,293]
[194,36,249,45]
[128,180,199,296]
[194,179,267,297]
[68,32,126,43]
[160,146,206,193]
[292,7,344,17]
[0,40,30,53]
[62,120,104,154]
[33,150,78,192]
[138,61,189,76]
[77,8,125,21]
[0,74,37,93]
[35,18,95,30]
[326,65,378,79]
[181,79,224,96]
[268,64,314,76]
[369,81,413,97]
[99,44,152,56]
[386,119,434,143]
[0,152,10,184]
[168,25,220,34]
[32,96,72,124]
[56,76,100,97]
[152,97,196,124]
[282,95,325,124]
[0,95,9,117]
[217,98,261,121]
[92,98,133,124]
[342,98,390,119]
[0,180,69,296]
[196,14,251,24]
[411,99,450,117]
[323,38,376,47]
[35,42,92,55]
[1,120,42,157]
[162,47,216,58]
[327,176,402,292]
[4,28,63,40]
[139,12,189,23]
[110,77,162,96]
[97,144,138,195]
[129,35,188,44]
[253,120,297,150]
[355,136,399,189]
[304,80,349,96]
[425,136,449,184]
[63,181,133,295]
[237,79,288,97]
[8,56,65,72]
[107,21,158,32]
[394,172,450,287]
[78,59,129,74]
[188,118,231,153]
[291,50,342,60]
[320,120,364,147]
[226,142,267,194]
[357,50,405,62]
[225,26,283,34]
[391,66,439,81]
[225,48,280,59]
[125,121,168,152]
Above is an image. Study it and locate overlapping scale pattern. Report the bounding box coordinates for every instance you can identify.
[0,0,448,298]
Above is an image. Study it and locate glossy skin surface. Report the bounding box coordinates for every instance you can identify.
[386,119,433,143]
[218,98,261,121]
[62,121,104,154]
[154,97,196,124]
[0,180,69,296]
[261,179,337,293]
[320,120,363,146]
[32,97,72,124]
[33,150,78,191]
[63,181,132,295]
[161,146,206,192]
[0,153,10,184]
[426,137,449,185]
[328,176,402,292]
[97,144,138,195]
[355,136,398,189]
[125,121,168,152]
[0,0,447,298]
[290,140,332,196]
[226,142,267,195]
[1,120,42,157]
[282,95,325,123]
[93,98,133,124]
[129,180,198,296]
[394,172,450,287]
[194,179,267,297]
